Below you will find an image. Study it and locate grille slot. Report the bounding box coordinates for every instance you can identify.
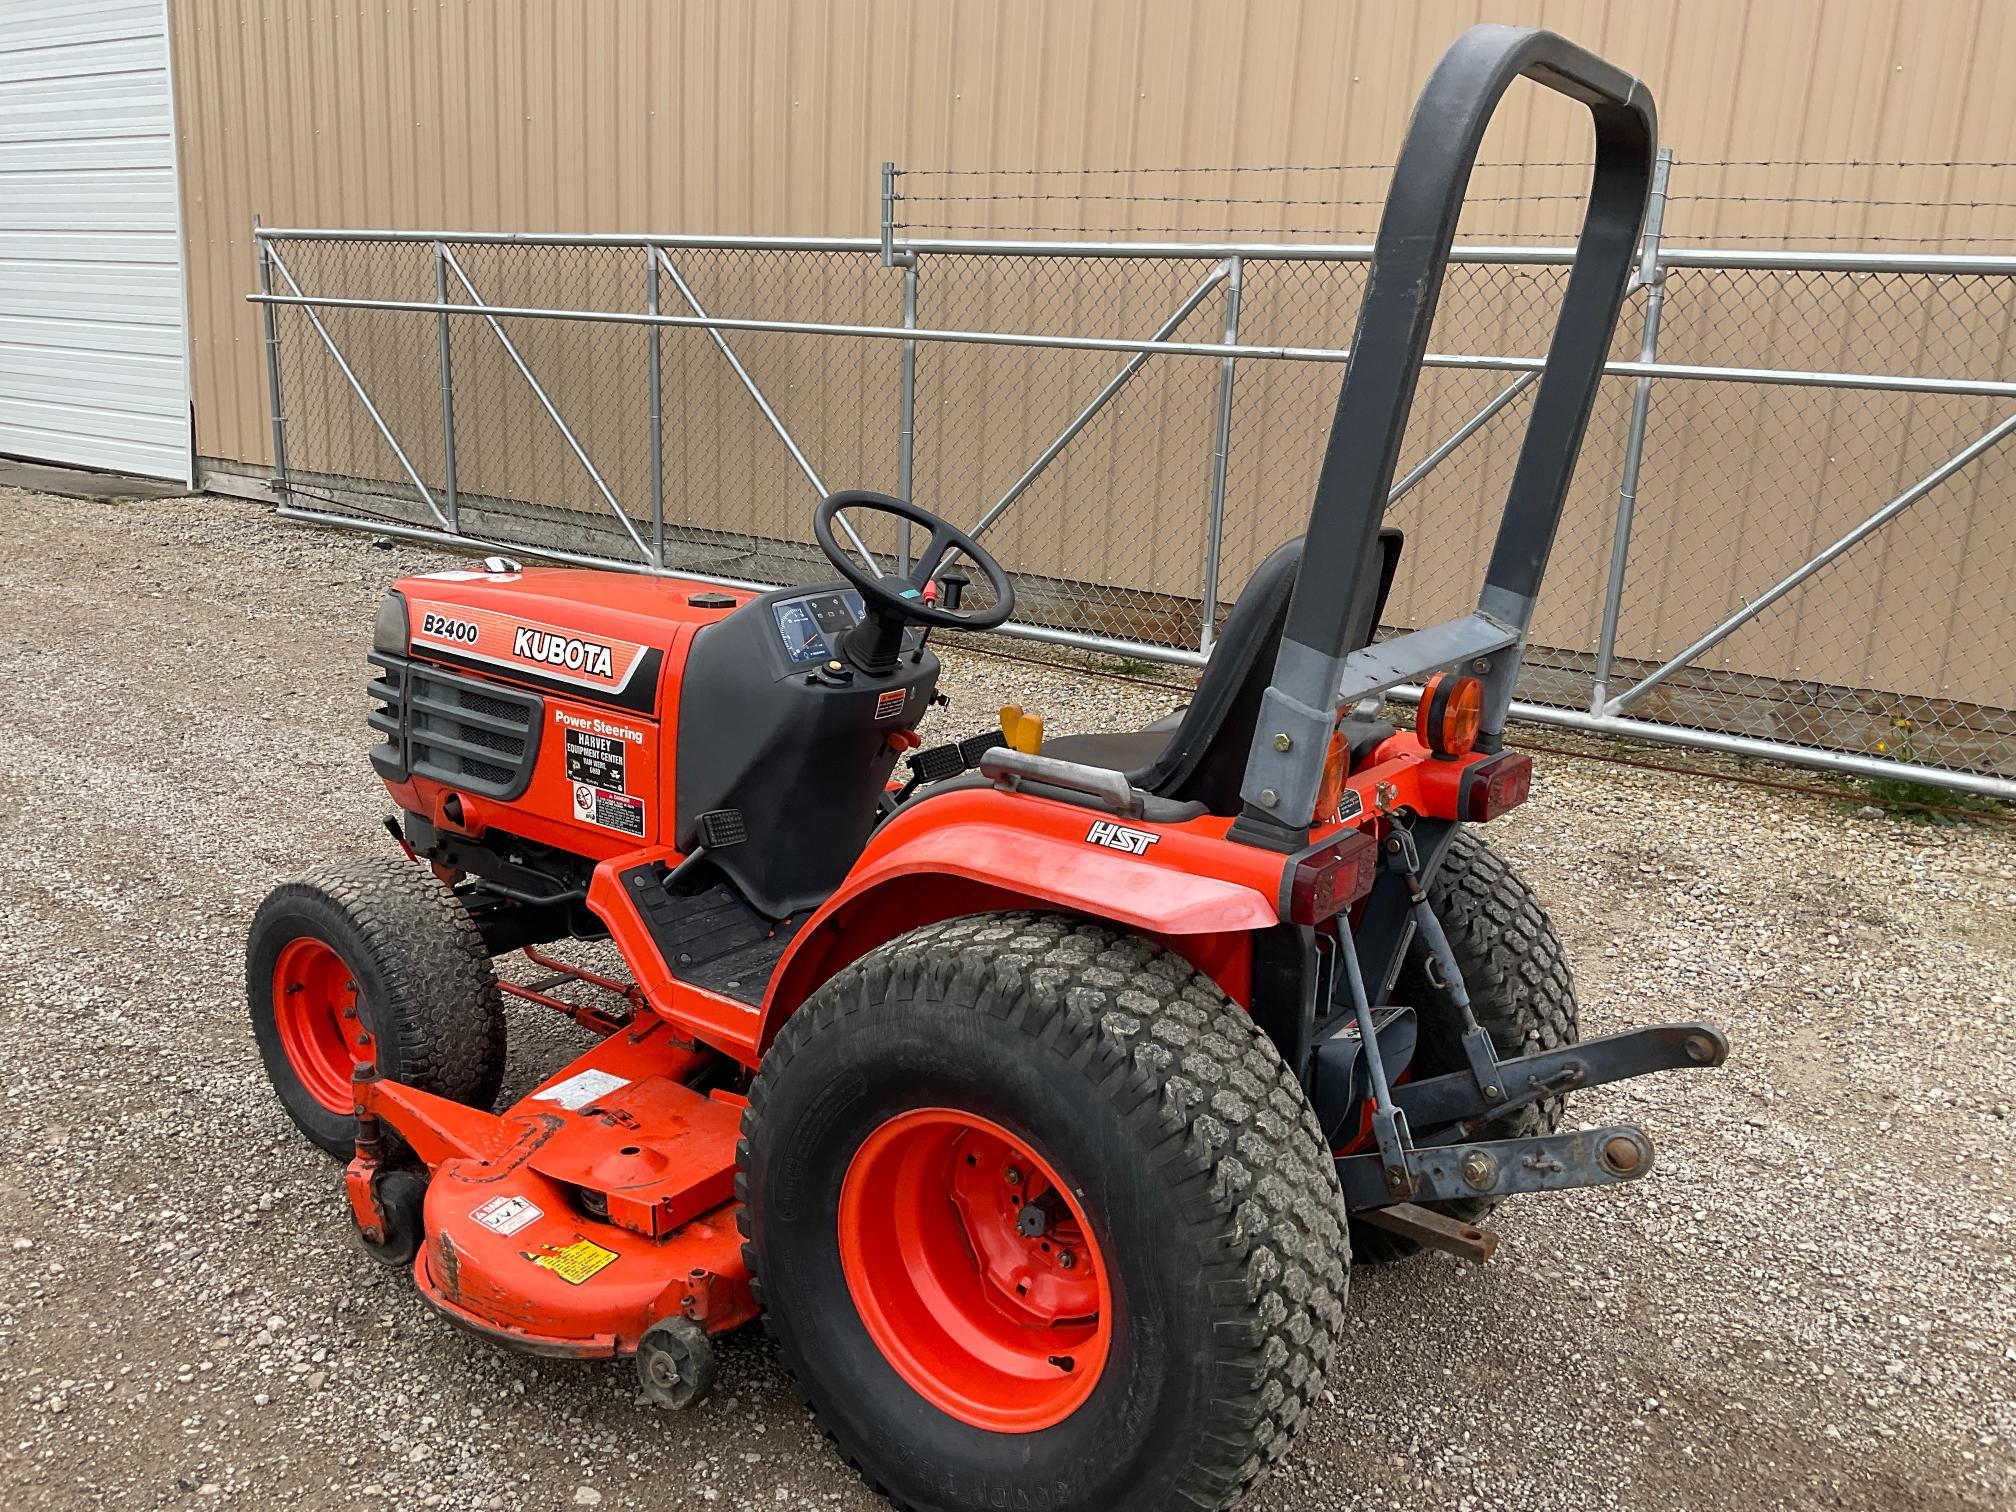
[391,663,543,799]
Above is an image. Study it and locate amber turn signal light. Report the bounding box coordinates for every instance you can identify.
[1313,721,1351,823]
[1417,672,1483,759]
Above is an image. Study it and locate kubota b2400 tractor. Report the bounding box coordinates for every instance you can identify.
[248,26,1724,1512]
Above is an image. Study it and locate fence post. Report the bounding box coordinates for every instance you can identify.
[880,162,897,267]
[1590,147,1674,712]
[434,242,459,532]
[1198,255,1244,656]
[896,253,920,570]
[255,217,289,500]
[646,242,665,569]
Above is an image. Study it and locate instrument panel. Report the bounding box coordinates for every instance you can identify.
[770,588,866,665]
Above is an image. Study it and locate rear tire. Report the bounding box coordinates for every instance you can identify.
[739,913,1350,1512]
[247,854,506,1157]
[1351,827,1578,1264]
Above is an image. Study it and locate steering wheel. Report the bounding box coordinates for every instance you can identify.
[812,491,1016,632]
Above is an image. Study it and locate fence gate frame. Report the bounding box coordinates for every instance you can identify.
[246,190,2016,801]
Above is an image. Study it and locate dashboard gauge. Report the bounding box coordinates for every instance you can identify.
[774,600,826,662]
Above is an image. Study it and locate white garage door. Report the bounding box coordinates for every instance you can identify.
[0,0,190,482]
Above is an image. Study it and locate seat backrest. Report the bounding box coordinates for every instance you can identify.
[1140,528,1402,814]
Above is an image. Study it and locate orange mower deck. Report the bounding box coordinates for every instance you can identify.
[346,1020,755,1357]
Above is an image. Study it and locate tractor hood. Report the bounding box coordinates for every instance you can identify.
[384,566,756,717]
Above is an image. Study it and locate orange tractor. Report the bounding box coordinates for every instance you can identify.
[249,26,1722,1512]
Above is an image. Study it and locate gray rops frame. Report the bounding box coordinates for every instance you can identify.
[248,196,2016,803]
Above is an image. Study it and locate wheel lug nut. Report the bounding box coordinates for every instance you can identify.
[1003,1167,1023,1187]
[1058,1250,1076,1269]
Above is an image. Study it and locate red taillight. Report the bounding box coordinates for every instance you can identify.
[1286,828,1380,925]
[1418,672,1483,758]
[1464,751,1533,821]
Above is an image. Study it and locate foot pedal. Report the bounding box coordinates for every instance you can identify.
[957,729,1004,765]
[902,729,1007,791]
[695,808,746,849]
[907,742,968,786]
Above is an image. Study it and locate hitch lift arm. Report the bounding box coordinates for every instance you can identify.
[1333,829,1726,1213]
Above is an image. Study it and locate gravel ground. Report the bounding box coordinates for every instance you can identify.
[0,485,2011,1511]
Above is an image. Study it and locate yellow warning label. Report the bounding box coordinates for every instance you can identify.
[529,1237,619,1285]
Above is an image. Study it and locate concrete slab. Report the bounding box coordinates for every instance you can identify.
[0,456,195,503]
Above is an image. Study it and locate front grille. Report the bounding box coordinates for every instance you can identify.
[367,653,542,799]
[457,754,516,786]
[454,685,531,724]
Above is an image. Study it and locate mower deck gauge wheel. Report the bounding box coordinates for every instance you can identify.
[358,1170,428,1268]
[636,1317,717,1410]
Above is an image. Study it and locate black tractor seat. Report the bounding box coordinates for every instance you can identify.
[1041,529,1403,817]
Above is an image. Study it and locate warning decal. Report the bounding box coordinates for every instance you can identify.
[564,727,628,793]
[573,782,645,836]
[874,688,906,721]
[471,1195,543,1237]
[528,1237,620,1285]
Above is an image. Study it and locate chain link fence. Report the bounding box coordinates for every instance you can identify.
[248,162,2016,800]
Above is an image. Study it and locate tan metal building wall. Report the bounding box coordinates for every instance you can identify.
[170,0,2016,472]
[165,1,2016,719]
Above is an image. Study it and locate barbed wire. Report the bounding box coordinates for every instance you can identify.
[1675,193,2016,209]
[890,157,2016,245]
[896,190,1601,207]
[896,157,2016,178]
[897,161,1573,177]
[893,219,2016,243]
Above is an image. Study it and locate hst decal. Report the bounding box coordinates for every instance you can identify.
[1085,820,1160,856]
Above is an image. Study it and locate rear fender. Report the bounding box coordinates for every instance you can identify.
[756,787,1283,1051]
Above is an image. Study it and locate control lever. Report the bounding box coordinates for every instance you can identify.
[937,567,970,611]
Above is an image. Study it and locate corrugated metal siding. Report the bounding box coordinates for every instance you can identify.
[171,0,2016,473]
[168,1,2016,706]
[0,0,190,481]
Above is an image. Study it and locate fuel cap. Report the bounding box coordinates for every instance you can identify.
[687,591,736,608]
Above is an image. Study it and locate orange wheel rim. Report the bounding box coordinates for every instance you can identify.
[271,937,371,1113]
[837,1107,1112,1433]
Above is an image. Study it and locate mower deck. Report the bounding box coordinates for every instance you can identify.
[348,1019,755,1358]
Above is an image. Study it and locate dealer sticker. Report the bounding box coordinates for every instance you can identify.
[573,781,645,836]
[564,727,628,793]
[470,1195,543,1237]
[529,1237,619,1285]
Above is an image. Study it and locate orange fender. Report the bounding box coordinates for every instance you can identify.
[756,786,1287,1049]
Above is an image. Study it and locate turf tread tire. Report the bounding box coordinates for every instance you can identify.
[737,912,1350,1512]
[1352,827,1577,1263]
[247,853,505,1156]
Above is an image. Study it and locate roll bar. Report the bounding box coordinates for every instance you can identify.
[1235,25,1656,847]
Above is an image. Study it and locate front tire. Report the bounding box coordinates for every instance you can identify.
[247,854,506,1157]
[739,913,1350,1512]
